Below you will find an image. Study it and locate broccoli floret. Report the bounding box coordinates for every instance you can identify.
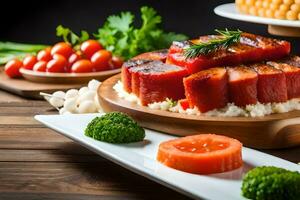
[85,112,145,143]
[242,166,300,200]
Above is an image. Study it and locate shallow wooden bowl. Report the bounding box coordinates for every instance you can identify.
[20,68,121,84]
[98,74,300,149]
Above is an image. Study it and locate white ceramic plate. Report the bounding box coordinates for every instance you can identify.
[35,114,300,200]
[214,3,300,28]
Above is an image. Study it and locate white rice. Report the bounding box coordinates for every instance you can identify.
[113,81,300,117]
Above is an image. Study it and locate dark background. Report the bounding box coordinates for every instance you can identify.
[1,0,299,53]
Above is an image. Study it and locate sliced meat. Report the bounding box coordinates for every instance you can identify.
[133,61,188,105]
[267,61,300,99]
[130,62,156,97]
[281,55,300,67]
[251,64,287,103]
[167,33,290,74]
[132,49,168,62]
[121,60,151,93]
[227,66,258,106]
[183,68,228,112]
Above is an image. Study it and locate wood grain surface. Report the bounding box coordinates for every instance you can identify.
[0,89,299,200]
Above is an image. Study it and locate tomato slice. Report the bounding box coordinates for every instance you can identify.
[157,134,243,174]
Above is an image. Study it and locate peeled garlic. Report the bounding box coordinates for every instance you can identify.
[65,89,79,99]
[77,100,97,113]
[63,98,77,112]
[77,90,96,104]
[78,87,89,96]
[52,91,65,99]
[88,79,101,91]
[49,96,64,108]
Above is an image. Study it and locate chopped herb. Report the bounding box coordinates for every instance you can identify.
[184,29,242,59]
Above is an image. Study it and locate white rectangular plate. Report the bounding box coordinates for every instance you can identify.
[35,114,300,200]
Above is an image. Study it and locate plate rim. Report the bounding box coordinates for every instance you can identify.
[214,3,300,28]
[20,68,121,78]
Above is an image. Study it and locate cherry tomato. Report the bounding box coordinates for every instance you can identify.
[37,47,52,62]
[91,50,112,71]
[33,61,47,72]
[71,59,93,73]
[46,54,67,73]
[22,55,37,70]
[80,40,103,59]
[111,56,124,69]
[4,59,23,78]
[51,42,73,58]
[66,53,81,72]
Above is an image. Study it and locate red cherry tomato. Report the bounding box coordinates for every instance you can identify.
[51,42,73,58]
[22,55,37,70]
[80,40,103,59]
[33,61,47,72]
[4,59,23,78]
[46,54,67,73]
[111,56,124,69]
[91,50,112,71]
[66,53,81,72]
[37,47,52,62]
[71,59,93,73]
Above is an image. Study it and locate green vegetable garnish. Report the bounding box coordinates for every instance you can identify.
[242,166,300,200]
[56,25,89,47]
[0,42,48,65]
[85,112,145,143]
[184,29,242,59]
[95,6,188,60]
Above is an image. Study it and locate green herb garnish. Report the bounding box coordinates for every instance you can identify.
[184,29,242,59]
[95,6,188,60]
[56,25,89,47]
[0,42,48,65]
[85,112,145,144]
[241,166,300,200]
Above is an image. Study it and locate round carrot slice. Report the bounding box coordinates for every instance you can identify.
[157,134,243,174]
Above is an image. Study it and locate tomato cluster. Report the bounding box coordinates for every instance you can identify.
[4,40,123,78]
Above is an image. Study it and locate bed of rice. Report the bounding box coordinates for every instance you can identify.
[113,81,300,117]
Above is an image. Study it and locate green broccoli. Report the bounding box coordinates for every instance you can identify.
[85,112,145,143]
[241,166,300,200]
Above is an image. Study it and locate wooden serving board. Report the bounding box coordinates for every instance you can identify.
[0,69,82,99]
[98,74,300,149]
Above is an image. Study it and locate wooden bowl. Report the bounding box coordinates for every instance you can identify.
[20,68,121,84]
[98,74,300,149]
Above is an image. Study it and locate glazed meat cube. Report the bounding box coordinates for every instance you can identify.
[132,49,168,62]
[183,68,229,112]
[267,61,300,99]
[227,66,258,106]
[167,33,290,74]
[251,64,287,103]
[121,60,151,93]
[134,61,188,105]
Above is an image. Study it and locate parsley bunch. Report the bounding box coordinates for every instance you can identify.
[95,6,188,60]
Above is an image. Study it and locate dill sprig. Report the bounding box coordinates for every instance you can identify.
[183,29,242,59]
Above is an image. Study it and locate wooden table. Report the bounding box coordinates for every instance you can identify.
[0,90,299,200]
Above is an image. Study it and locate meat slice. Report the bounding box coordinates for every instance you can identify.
[251,64,287,103]
[121,60,151,93]
[167,33,290,74]
[227,66,258,106]
[132,61,188,106]
[281,55,300,67]
[267,61,300,99]
[183,68,229,112]
[132,49,168,62]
